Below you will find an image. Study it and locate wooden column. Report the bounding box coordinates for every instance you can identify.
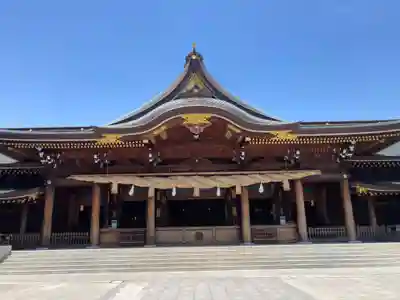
[19,203,29,235]
[341,176,357,242]
[294,180,308,242]
[146,188,156,246]
[90,184,101,246]
[367,196,378,230]
[41,185,55,247]
[240,186,252,244]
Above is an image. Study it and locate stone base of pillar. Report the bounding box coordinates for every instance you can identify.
[144,245,157,248]
[86,245,101,249]
[297,241,312,244]
[242,242,254,246]
[348,240,362,243]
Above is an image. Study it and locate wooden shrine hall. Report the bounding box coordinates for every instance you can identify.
[1,45,400,249]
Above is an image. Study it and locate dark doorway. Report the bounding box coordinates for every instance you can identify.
[168,199,226,226]
[249,199,274,225]
[119,201,146,228]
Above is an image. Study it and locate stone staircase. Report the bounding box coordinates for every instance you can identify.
[0,243,400,275]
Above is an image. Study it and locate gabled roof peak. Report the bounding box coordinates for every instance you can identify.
[184,42,204,67]
[108,46,281,126]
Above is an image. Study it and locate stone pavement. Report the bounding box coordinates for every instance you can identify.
[0,266,399,299]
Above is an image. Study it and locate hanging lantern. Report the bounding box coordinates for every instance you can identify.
[128,185,135,196]
[258,183,264,194]
[172,186,177,197]
[216,187,221,197]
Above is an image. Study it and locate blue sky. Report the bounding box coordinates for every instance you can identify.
[0,0,399,128]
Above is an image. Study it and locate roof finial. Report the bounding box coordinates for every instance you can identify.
[192,42,196,51]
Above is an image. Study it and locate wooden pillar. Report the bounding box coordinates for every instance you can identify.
[19,203,29,235]
[240,186,252,244]
[341,176,357,242]
[41,185,55,247]
[294,180,308,242]
[146,188,156,246]
[90,184,101,246]
[367,196,378,230]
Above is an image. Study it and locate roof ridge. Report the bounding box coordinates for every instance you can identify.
[107,47,282,126]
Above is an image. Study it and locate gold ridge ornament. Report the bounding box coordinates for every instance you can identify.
[181,114,212,138]
[268,131,298,141]
[96,134,122,144]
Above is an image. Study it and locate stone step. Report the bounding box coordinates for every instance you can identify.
[4,252,400,266]
[0,260,397,275]
[3,244,400,275]
[1,259,399,273]
[9,246,400,258]
[2,255,399,270]
[10,243,400,254]
[8,252,400,263]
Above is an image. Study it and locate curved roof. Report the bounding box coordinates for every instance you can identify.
[1,46,400,144]
[352,182,400,195]
[108,46,282,126]
[0,188,42,201]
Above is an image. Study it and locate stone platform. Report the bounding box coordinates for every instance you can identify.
[0,243,400,299]
[0,267,399,299]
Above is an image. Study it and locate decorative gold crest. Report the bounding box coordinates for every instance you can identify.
[181,114,211,125]
[181,114,212,137]
[268,131,298,140]
[96,134,122,144]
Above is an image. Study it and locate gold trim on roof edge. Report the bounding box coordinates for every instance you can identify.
[96,134,122,144]
[181,114,212,125]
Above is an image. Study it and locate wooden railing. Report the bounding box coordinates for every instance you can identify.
[8,233,40,250]
[50,232,90,247]
[309,225,400,242]
[385,225,400,242]
[308,226,347,242]
[356,226,386,241]
[357,225,400,242]
[3,224,400,249]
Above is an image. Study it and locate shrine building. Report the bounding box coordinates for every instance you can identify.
[1,45,400,249]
